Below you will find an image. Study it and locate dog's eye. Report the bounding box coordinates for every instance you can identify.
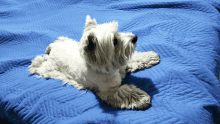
[114,38,118,46]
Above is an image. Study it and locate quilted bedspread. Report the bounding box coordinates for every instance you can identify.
[0,0,220,124]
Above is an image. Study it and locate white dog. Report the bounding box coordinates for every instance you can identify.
[29,15,160,109]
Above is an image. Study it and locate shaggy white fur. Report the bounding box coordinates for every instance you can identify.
[29,15,160,109]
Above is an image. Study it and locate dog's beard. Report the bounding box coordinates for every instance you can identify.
[117,40,136,66]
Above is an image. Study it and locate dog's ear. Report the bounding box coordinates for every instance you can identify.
[85,15,97,28]
[87,34,97,51]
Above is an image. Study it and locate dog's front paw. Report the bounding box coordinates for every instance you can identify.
[98,84,151,109]
[118,84,151,109]
[126,51,160,72]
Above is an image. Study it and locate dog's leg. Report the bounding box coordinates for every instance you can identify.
[29,55,49,74]
[119,65,126,80]
[126,51,160,73]
[96,84,151,109]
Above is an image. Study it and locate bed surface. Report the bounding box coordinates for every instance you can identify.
[0,0,220,123]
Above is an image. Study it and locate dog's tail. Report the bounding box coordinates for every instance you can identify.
[45,45,51,54]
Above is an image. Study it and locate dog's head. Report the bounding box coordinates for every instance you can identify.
[79,15,137,73]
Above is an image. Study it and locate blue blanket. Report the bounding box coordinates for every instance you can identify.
[1,0,220,123]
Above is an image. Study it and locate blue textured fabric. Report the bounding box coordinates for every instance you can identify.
[0,0,220,123]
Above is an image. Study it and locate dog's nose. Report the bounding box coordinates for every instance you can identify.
[132,35,137,43]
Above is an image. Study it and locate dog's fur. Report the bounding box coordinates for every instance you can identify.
[29,15,160,109]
